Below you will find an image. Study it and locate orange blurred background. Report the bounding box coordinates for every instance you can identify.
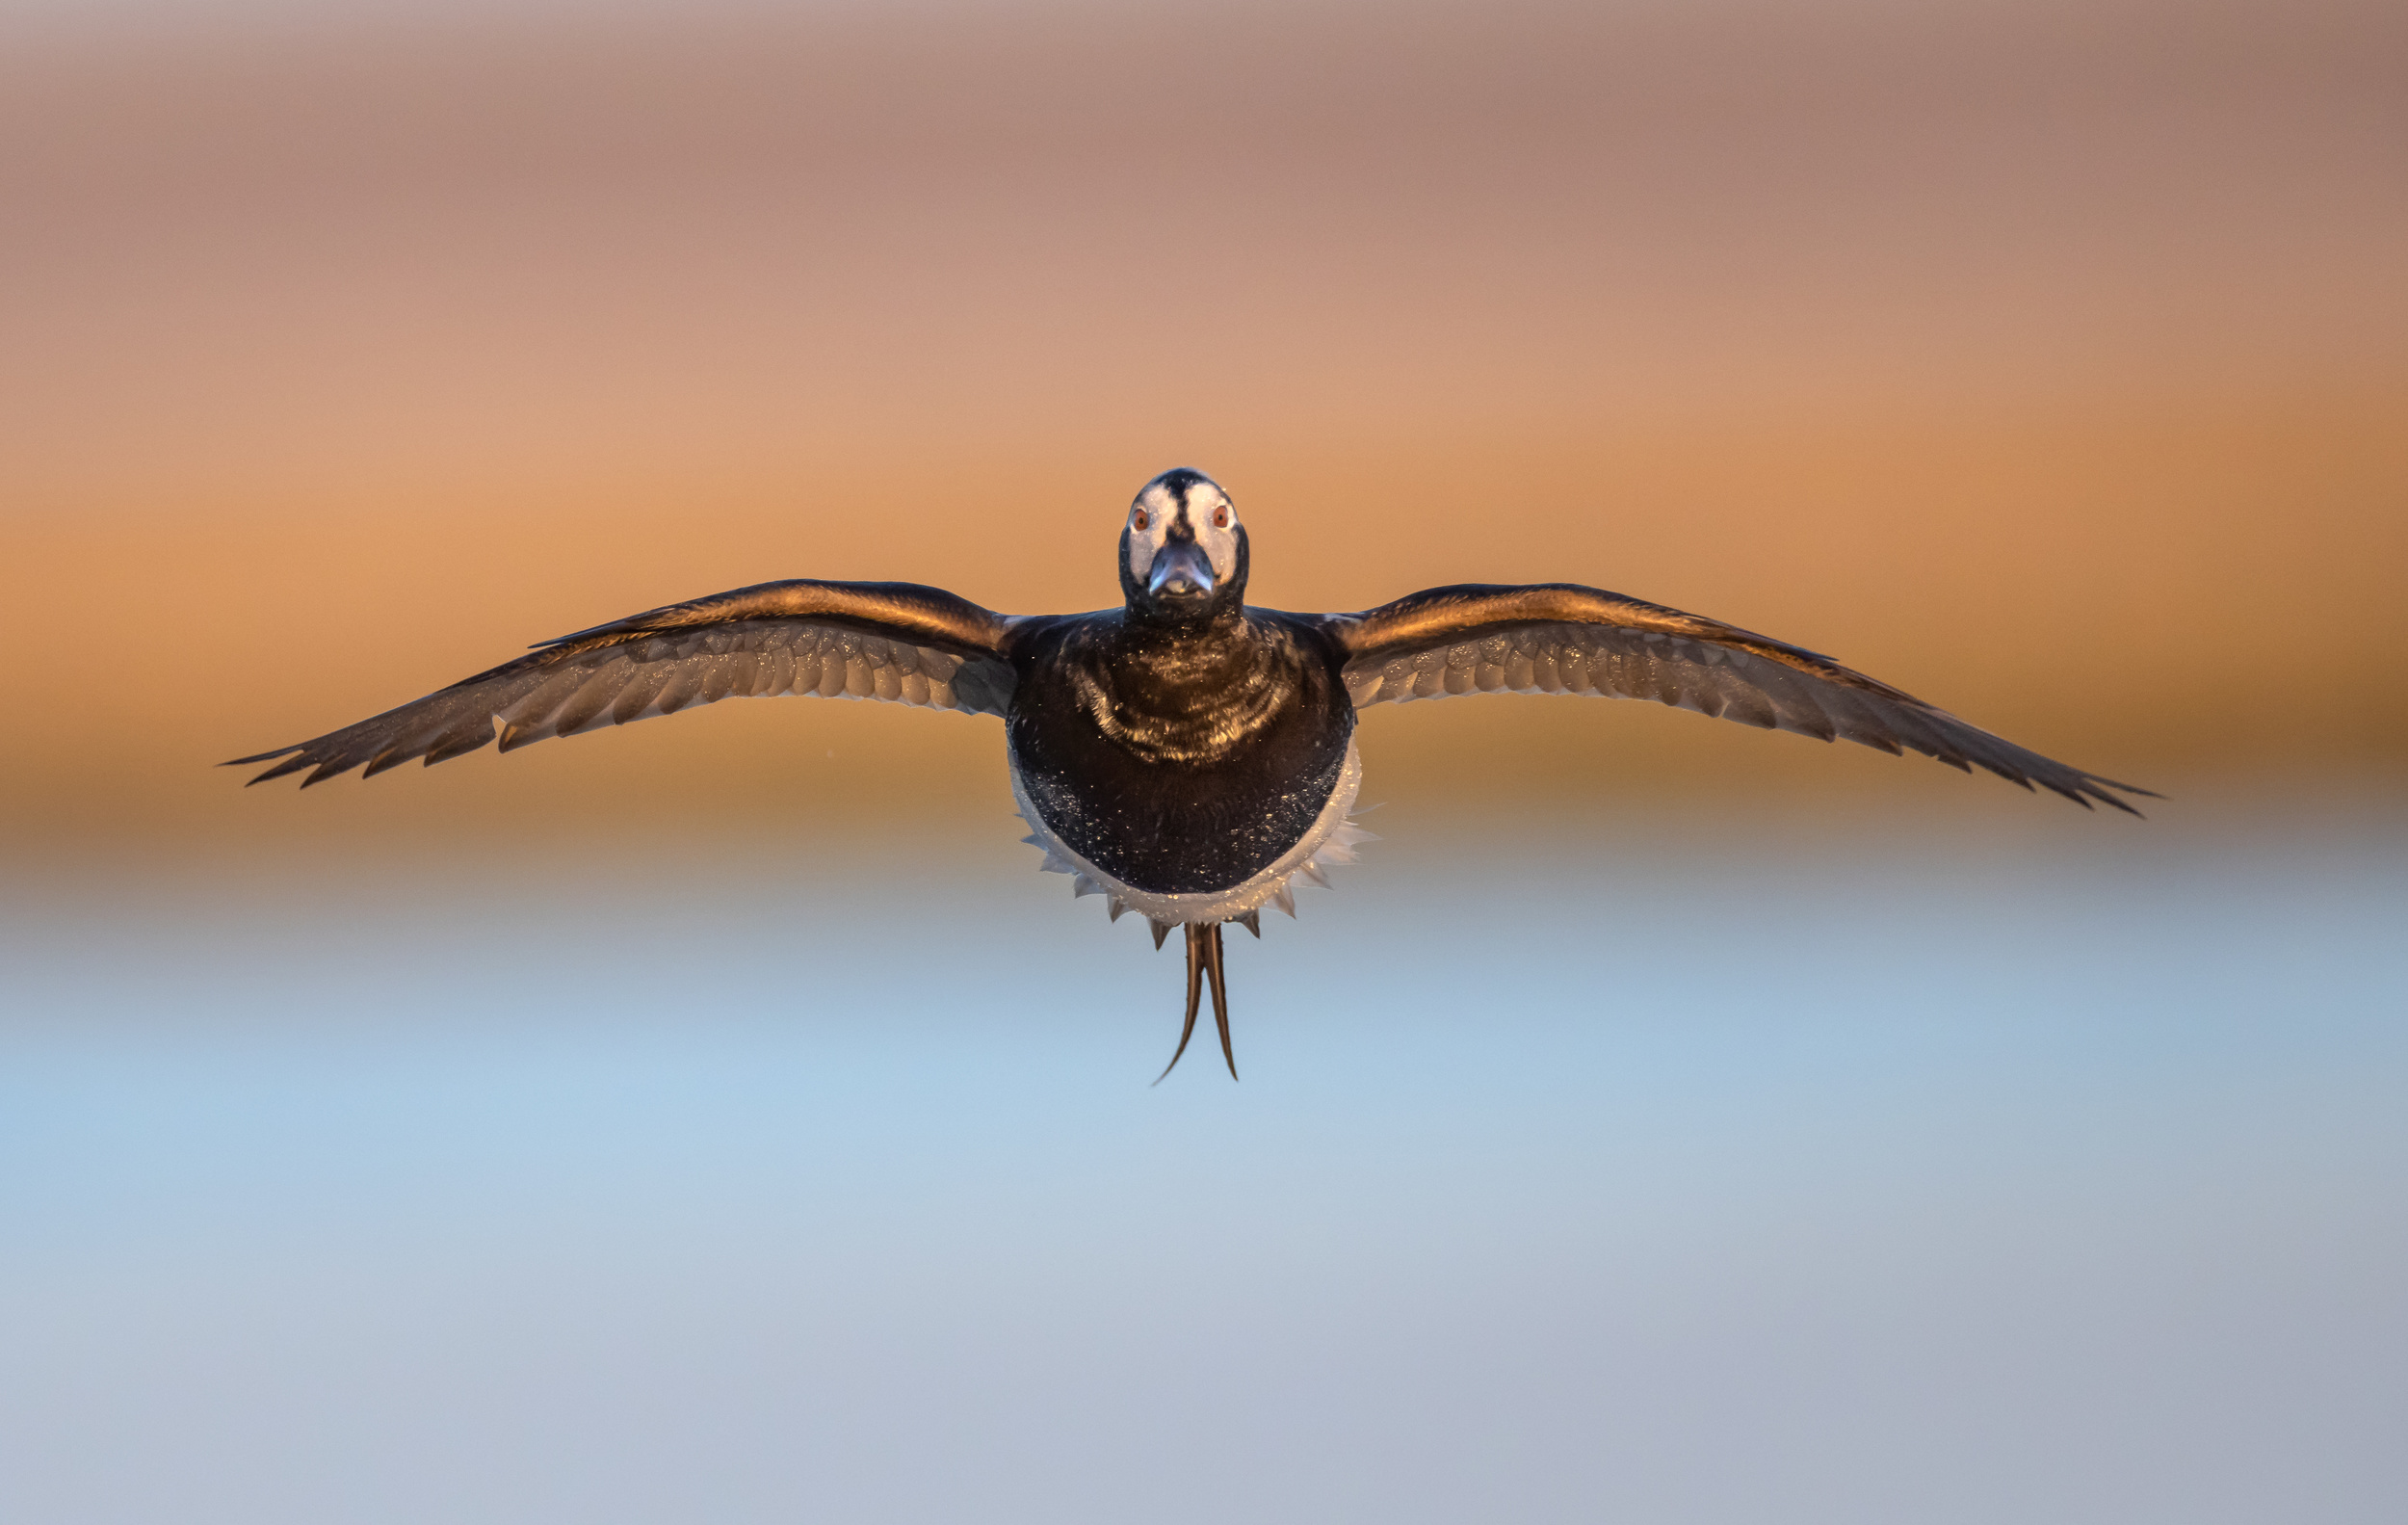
[6,0,2403,854]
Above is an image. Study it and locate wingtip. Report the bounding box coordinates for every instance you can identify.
[2075,773,2156,817]
[238,753,318,787]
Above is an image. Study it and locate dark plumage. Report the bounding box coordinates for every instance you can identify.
[1006,611,1352,895]
[231,468,2152,1076]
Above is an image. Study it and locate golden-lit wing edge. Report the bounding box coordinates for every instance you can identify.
[1320,583,2155,814]
[227,579,1018,788]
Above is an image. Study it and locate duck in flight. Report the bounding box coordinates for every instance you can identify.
[231,468,2151,1079]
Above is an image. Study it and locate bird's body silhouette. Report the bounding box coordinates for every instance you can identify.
[233,468,2150,1077]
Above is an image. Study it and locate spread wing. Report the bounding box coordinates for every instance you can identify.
[1324,583,2153,813]
[230,580,1017,787]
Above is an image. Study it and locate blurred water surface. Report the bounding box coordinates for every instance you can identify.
[3,802,2401,1524]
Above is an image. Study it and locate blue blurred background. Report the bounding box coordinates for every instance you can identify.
[8,794,2404,1522]
[5,0,2405,1520]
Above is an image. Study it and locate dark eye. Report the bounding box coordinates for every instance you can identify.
[1133,510,1149,531]
[1213,507,1230,529]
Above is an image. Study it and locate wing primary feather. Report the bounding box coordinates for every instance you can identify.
[545,669,625,737]
[421,718,499,767]
[223,745,301,767]
[243,752,314,785]
[361,744,421,778]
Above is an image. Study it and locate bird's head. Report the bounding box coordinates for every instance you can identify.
[1119,468,1247,624]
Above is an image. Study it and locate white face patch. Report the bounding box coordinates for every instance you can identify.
[1125,473,1240,586]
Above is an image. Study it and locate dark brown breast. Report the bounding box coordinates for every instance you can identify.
[1005,610,1354,895]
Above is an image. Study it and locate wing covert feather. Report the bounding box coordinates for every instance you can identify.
[230,579,1016,787]
[1327,583,2152,813]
